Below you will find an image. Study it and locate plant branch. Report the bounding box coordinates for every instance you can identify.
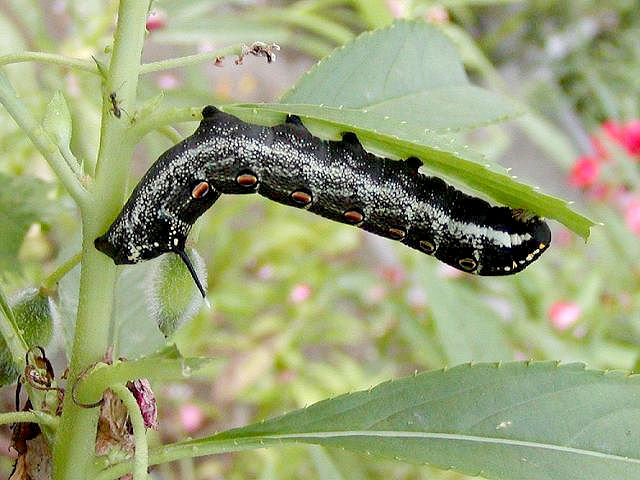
[74,355,211,407]
[0,51,99,74]
[128,106,202,141]
[139,45,243,74]
[111,384,148,480]
[0,71,89,208]
[0,410,59,428]
[41,252,82,291]
[157,126,184,144]
[95,436,267,480]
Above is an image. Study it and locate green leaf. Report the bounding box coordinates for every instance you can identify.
[223,20,594,238]
[180,362,640,480]
[0,288,56,385]
[281,20,518,132]
[424,277,512,363]
[0,173,54,273]
[43,91,72,149]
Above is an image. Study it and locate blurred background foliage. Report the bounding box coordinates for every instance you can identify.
[1,0,639,478]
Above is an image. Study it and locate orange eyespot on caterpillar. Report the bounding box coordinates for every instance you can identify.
[236,172,258,188]
[291,190,312,206]
[343,209,364,224]
[191,181,210,199]
[458,258,478,272]
[94,106,551,297]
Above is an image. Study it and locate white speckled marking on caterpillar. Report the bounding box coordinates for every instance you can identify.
[95,106,551,294]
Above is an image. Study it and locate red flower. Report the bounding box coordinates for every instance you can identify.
[569,156,600,188]
[621,120,640,156]
[548,301,581,331]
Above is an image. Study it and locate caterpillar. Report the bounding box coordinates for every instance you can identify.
[95,106,551,297]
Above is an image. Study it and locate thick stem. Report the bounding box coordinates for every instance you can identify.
[51,1,150,478]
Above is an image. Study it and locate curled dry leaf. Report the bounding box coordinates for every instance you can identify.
[235,42,281,65]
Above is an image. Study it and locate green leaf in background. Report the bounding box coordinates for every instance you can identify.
[424,279,512,363]
[223,20,594,239]
[182,362,640,480]
[0,173,54,273]
[0,288,55,385]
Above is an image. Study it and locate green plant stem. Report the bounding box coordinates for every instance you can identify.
[0,72,89,208]
[157,126,184,144]
[95,437,267,480]
[0,410,59,428]
[51,1,150,478]
[41,252,82,290]
[139,45,243,74]
[0,52,99,74]
[74,355,211,406]
[111,384,149,480]
[129,106,202,140]
[0,285,29,371]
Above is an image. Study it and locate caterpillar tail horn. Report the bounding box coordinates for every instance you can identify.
[177,249,208,301]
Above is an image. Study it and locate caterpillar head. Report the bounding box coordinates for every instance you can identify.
[95,140,221,298]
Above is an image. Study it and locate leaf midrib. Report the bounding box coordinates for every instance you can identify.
[233,430,640,464]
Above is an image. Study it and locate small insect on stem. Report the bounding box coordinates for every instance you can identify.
[109,92,122,118]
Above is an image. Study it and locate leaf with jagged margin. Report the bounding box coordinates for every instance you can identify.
[222,20,594,238]
[177,362,640,480]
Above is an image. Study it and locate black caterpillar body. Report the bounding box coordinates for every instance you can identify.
[95,106,551,294]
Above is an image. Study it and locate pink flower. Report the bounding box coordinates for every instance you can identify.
[554,228,574,247]
[179,403,204,432]
[379,266,406,286]
[621,120,640,156]
[603,120,625,143]
[426,6,449,24]
[624,199,640,235]
[548,301,581,331]
[156,73,181,90]
[289,283,312,303]
[569,156,600,188]
[386,0,408,18]
[146,10,167,31]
